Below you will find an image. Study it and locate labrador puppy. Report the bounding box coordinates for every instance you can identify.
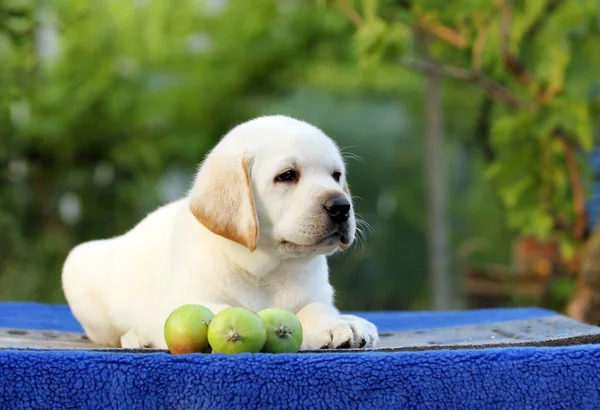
[62,115,379,350]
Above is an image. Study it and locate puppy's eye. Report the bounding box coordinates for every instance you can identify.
[332,171,342,182]
[275,170,297,183]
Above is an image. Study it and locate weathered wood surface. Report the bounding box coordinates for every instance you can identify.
[0,327,100,350]
[2,315,600,353]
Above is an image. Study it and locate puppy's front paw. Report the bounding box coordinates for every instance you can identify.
[300,315,379,350]
[119,329,153,349]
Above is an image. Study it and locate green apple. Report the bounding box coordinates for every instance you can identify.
[164,304,214,355]
[207,307,267,354]
[258,308,303,353]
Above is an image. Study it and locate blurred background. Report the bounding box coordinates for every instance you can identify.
[1,0,600,321]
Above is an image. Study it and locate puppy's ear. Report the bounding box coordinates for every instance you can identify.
[189,152,258,251]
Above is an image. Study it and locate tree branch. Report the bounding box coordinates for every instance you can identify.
[472,23,490,71]
[498,0,536,88]
[334,0,566,107]
[498,0,567,102]
[474,96,496,162]
[556,129,588,241]
[537,84,564,103]
[398,58,534,110]
[522,0,565,43]
[334,0,364,28]
[335,0,467,49]
[0,9,29,18]
[419,17,467,49]
[499,0,511,53]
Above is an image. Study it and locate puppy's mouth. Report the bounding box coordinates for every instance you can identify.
[321,231,350,245]
[280,230,349,249]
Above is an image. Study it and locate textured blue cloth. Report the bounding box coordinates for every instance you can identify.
[1,302,599,409]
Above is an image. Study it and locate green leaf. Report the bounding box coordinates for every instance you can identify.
[528,212,554,240]
[558,235,577,261]
[551,164,568,199]
[387,22,412,56]
[564,31,600,99]
[507,207,533,229]
[353,17,389,64]
[2,0,34,9]
[545,98,593,150]
[537,44,570,90]
[498,176,533,208]
[4,17,33,34]
[491,111,535,145]
[484,162,503,181]
[361,0,379,22]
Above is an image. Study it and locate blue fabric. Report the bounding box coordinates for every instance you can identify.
[1,302,599,409]
[0,301,555,333]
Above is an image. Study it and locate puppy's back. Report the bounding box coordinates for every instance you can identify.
[61,198,186,345]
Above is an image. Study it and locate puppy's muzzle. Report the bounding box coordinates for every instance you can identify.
[324,196,351,224]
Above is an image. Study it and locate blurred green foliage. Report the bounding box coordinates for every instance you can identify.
[326,0,600,258]
[1,0,595,311]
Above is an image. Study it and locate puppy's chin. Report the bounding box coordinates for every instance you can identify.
[278,232,353,257]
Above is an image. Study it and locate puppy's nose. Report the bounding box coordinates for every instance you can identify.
[324,197,351,223]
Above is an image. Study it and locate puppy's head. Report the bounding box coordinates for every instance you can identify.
[189,115,355,257]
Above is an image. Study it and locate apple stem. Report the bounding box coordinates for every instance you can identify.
[226,330,240,343]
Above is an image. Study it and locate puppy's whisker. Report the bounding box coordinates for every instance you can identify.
[357,229,366,248]
[357,224,373,237]
[341,152,364,163]
[340,146,363,162]
[350,228,366,253]
[355,215,373,235]
[350,216,370,252]
[340,146,358,154]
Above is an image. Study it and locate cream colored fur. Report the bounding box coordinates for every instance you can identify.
[61,115,379,350]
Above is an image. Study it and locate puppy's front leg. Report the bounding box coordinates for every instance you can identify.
[296,302,379,350]
[120,329,148,349]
